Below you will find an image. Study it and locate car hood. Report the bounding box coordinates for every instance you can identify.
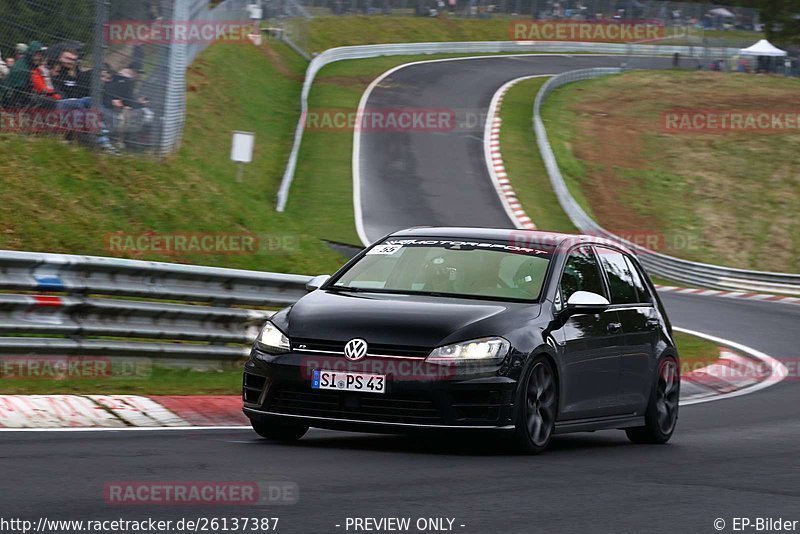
[283,289,540,348]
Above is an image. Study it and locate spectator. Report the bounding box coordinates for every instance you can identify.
[0,50,9,80]
[52,48,86,99]
[102,64,153,150]
[30,43,111,148]
[737,57,749,73]
[30,46,92,112]
[100,64,115,109]
[2,40,41,107]
[3,43,29,73]
[30,51,61,104]
[13,43,28,65]
[105,66,138,108]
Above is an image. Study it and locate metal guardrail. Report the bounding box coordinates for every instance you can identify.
[2,218,797,362]
[275,40,741,212]
[533,68,800,295]
[0,250,311,359]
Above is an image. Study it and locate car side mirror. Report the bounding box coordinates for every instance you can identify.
[305,274,331,292]
[563,291,610,315]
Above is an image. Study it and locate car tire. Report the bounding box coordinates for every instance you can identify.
[513,355,558,454]
[250,419,309,441]
[626,355,680,445]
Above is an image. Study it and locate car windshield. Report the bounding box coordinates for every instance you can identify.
[330,238,554,302]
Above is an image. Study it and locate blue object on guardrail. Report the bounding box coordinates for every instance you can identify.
[0,249,309,360]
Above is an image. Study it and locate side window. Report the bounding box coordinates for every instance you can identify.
[560,247,605,302]
[624,255,653,304]
[596,247,638,305]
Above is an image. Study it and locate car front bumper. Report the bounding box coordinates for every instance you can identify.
[242,348,518,430]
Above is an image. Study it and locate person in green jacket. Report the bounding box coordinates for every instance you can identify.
[2,40,43,108]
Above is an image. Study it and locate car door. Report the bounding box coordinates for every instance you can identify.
[595,247,659,414]
[552,246,624,420]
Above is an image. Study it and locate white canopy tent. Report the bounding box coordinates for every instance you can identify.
[739,39,788,57]
[708,7,735,18]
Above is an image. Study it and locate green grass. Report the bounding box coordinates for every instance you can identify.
[0,365,244,395]
[539,80,598,222]
[0,42,346,275]
[673,28,768,48]
[292,16,763,55]
[674,331,722,372]
[538,70,800,273]
[499,77,577,233]
[301,16,513,53]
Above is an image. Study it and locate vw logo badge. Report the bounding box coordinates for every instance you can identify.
[344,338,368,361]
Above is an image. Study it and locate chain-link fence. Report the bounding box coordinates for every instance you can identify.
[0,0,252,155]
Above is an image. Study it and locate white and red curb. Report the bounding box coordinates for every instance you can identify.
[483,76,551,231]
[0,395,248,429]
[674,327,787,406]
[655,285,800,306]
[0,334,786,428]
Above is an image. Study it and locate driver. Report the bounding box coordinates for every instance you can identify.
[423,255,457,292]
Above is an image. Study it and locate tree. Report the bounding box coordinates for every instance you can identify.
[0,0,94,53]
[758,0,800,45]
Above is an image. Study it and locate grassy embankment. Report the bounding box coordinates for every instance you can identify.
[538,70,800,273]
[295,16,762,54]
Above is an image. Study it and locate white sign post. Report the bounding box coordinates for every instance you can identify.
[247,4,264,45]
[230,131,255,183]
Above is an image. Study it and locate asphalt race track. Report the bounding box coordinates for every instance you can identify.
[2,54,799,534]
[355,54,674,243]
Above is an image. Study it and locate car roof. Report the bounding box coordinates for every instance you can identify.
[387,227,635,255]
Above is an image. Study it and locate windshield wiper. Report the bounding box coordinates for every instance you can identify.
[328,286,410,296]
[327,285,367,292]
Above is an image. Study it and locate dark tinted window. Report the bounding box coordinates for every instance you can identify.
[333,239,553,302]
[560,247,605,301]
[597,248,637,304]
[624,255,652,304]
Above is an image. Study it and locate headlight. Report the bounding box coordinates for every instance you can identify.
[426,337,510,363]
[255,321,290,353]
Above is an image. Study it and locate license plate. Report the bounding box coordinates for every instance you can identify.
[312,370,386,394]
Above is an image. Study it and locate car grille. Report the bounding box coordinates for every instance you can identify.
[267,384,443,425]
[243,372,267,404]
[292,338,430,358]
[265,385,513,426]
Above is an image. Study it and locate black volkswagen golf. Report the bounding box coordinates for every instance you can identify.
[243,228,679,453]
